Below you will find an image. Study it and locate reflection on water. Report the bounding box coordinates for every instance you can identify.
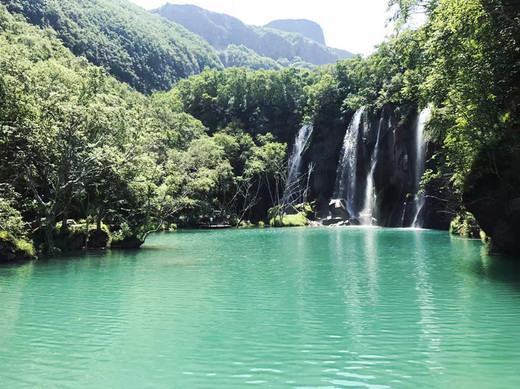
[1,228,520,388]
[363,227,379,305]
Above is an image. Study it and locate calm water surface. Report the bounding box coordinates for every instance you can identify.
[1,227,520,388]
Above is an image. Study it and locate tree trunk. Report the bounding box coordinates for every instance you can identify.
[85,217,90,251]
[43,222,56,254]
[60,211,68,234]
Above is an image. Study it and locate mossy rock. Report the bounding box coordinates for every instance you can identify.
[88,229,110,249]
[111,236,144,249]
[270,212,309,227]
[55,230,87,252]
[0,233,36,262]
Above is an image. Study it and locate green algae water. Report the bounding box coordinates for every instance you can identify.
[1,228,520,388]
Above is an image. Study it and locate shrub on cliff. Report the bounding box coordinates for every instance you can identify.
[0,198,35,260]
[449,212,481,239]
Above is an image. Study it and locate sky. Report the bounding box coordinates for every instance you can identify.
[128,0,393,56]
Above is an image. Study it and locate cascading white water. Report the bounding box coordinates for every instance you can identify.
[360,117,384,225]
[334,107,364,216]
[283,124,314,205]
[412,108,431,228]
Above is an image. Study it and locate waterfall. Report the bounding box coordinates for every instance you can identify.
[283,123,314,205]
[412,108,431,228]
[360,117,384,225]
[334,107,364,216]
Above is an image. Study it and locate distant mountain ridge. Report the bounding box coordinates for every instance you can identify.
[154,4,355,68]
[266,19,353,61]
[264,19,326,46]
[1,0,224,93]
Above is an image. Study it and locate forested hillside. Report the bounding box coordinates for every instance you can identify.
[1,0,224,93]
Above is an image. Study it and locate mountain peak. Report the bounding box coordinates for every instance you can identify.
[264,19,326,46]
[154,4,354,68]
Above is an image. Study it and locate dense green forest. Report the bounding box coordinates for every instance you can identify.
[1,0,519,258]
[0,6,289,255]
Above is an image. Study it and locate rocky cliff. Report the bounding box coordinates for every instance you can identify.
[296,104,446,228]
[464,139,520,255]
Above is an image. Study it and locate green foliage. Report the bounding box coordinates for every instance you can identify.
[0,197,35,256]
[53,228,88,252]
[421,0,519,182]
[174,67,310,141]
[0,231,35,256]
[295,203,315,220]
[388,0,438,30]
[1,0,223,93]
[269,208,308,227]
[267,202,314,227]
[0,197,26,241]
[72,220,111,236]
[111,222,134,243]
[480,229,490,245]
[450,212,481,239]
[12,237,35,256]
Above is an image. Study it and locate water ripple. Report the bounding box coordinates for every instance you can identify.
[1,228,520,388]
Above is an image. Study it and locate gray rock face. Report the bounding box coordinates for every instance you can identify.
[329,199,350,220]
[301,104,446,229]
[464,143,520,255]
[264,19,326,46]
[154,4,354,67]
[305,113,346,203]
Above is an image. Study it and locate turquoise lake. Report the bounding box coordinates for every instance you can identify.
[1,227,520,388]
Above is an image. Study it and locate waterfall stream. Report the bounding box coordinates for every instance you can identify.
[360,117,384,225]
[324,106,434,228]
[412,108,431,228]
[283,124,313,205]
[334,108,364,216]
